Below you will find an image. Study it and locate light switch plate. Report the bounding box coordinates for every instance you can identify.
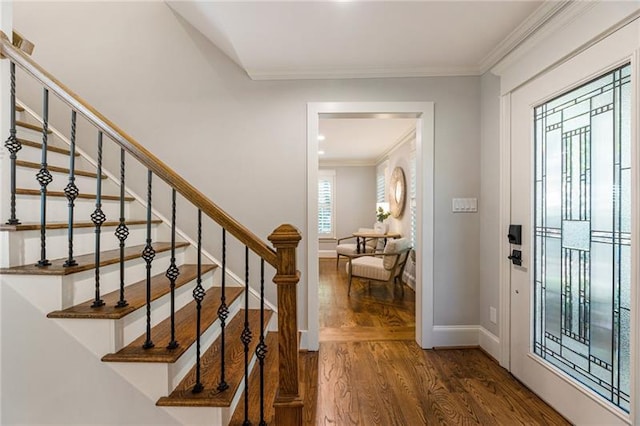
[452,197,478,213]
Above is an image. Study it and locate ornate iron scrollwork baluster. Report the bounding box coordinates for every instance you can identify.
[63,111,79,267]
[166,188,179,349]
[217,228,229,391]
[36,88,53,267]
[4,62,21,225]
[257,258,267,426]
[90,132,106,307]
[115,148,129,307]
[142,170,155,348]
[241,246,252,426]
[192,209,205,393]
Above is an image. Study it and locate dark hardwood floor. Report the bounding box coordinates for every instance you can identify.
[299,258,569,425]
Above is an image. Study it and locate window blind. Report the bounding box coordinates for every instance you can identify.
[318,170,335,238]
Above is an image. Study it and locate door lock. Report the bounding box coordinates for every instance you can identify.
[508,249,522,266]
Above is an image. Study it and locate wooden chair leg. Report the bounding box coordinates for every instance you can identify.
[336,254,339,269]
[347,261,353,295]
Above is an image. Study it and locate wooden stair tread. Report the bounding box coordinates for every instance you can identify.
[229,332,279,425]
[19,138,80,156]
[48,264,217,320]
[0,241,189,275]
[15,105,25,112]
[0,219,162,232]
[156,308,273,407]
[16,160,106,179]
[16,120,53,134]
[16,188,134,201]
[102,286,244,363]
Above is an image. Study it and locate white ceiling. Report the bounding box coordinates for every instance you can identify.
[319,117,416,164]
[168,0,564,161]
[167,0,557,80]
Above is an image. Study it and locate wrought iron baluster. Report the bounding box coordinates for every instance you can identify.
[192,209,205,393]
[257,258,267,426]
[36,88,52,267]
[142,170,155,348]
[90,132,106,306]
[4,62,21,225]
[166,188,179,349]
[217,228,229,391]
[63,111,79,267]
[115,148,129,307]
[241,246,252,426]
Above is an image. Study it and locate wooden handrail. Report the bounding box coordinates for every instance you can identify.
[0,31,277,267]
[11,30,34,56]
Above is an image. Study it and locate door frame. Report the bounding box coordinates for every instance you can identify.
[305,101,435,351]
[498,34,640,425]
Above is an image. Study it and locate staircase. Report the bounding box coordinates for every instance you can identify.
[0,32,303,425]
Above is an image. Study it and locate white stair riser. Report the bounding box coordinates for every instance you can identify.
[15,125,49,141]
[3,224,158,267]
[16,167,108,194]
[169,291,243,389]
[50,268,218,356]
[105,299,247,414]
[13,193,133,223]
[61,247,189,308]
[14,146,83,170]
[118,268,217,350]
[161,406,222,426]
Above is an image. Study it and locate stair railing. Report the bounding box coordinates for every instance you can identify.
[0,31,303,424]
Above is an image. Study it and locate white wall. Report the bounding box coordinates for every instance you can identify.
[1,285,179,425]
[383,137,414,239]
[13,2,482,332]
[479,72,501,336]
[319,165,376,253]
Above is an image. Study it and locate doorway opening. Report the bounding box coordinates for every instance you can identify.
[306,102,434,351]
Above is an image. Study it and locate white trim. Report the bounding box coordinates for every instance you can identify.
[479,327,501,362]
[426,326,501,361]
[249,66,480,81]
[307,101,434,351]
[375,127,416,165]
[478,1,571,73]
[431,325,479,347]
[498,93,512,369]
[318,250,336,259]
[493,2,640,94]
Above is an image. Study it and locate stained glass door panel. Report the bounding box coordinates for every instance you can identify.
[533,64,631,412]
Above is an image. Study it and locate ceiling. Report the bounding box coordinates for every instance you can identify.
[168,1,564,161]
[167,0,560,80]
[319,117,416,165]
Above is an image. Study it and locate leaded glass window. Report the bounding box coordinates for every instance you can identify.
[534,63,631,412]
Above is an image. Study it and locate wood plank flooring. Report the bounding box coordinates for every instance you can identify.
[303,258,569,425]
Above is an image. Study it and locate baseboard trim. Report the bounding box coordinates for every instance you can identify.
[478,327,501,362]
[299,329,309,350]
[431,325,480,347]
[431,325,501,359]
[319,250,336,258]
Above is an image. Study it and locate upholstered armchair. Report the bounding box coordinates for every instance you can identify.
[335,227,379,268]
[345,237,412,295]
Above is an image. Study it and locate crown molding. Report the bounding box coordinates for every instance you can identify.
[490,0,599,76]
[247,65,480,81]
[478,0,571,74]
[376,127,416,165]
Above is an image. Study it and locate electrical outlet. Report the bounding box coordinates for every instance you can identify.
[490,306,497,324]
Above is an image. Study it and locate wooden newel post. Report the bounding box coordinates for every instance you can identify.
[268,223,303,425]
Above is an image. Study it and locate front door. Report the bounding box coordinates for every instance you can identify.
[509,24,637,424]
